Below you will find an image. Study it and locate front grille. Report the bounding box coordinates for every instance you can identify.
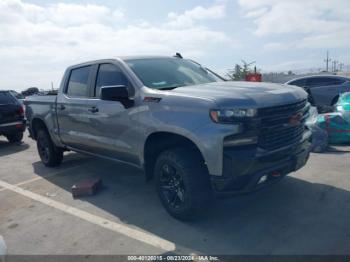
[257,99,308,150]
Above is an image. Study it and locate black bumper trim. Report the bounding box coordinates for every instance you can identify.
[211,135,311,196]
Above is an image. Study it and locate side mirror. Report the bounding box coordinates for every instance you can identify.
[100,85,129,101]
[100,85,134,108]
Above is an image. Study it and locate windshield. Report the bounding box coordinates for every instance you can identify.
[125,58,222,90]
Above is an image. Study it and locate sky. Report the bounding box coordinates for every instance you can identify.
[1,0,350,91]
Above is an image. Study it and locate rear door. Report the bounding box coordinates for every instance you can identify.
[56,65,100,151]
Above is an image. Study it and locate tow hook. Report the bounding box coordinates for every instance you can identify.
[258,171,281,185]
[271,171,281,177]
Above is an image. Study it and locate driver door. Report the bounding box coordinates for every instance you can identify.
[82,63,139,164]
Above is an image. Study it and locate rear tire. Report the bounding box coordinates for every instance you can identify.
[6,132,23,143]
[36,129,63,167]
[154,147,212,221]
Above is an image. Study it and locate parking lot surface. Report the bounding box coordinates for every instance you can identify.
[0,133,350,255]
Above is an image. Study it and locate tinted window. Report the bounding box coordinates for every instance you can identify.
[95,64,128,97]
[289,79,306,87]
[0,91,16,105]
[323,78,345,85]
[9,90,24,99]
[126,58,221,90]
[66,66,91,97]
[307,77,345,87]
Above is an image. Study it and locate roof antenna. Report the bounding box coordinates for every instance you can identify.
[174,53,183,59]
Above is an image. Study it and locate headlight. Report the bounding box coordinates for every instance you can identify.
[210,108,257,123]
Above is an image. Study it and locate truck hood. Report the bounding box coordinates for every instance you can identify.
[171,81,307,108]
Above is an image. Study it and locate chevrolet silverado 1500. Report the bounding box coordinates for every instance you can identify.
[25,56,312,220]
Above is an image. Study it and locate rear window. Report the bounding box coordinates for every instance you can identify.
[0,91,16,105]
[66,66,91,98]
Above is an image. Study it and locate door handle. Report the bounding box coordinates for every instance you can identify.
[88,106,99,113]
[58,104,66,110]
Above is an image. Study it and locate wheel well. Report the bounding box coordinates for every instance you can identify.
[143,132,205,181]
[331,95,339,106]
[31,118,48,139]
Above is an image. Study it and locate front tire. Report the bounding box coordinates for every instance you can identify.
[36,129,63,167]
[6,132,23,143]
[154,147,212,221]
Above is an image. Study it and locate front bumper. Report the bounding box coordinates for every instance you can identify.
[211,130,312,195]
[0,120,26,135]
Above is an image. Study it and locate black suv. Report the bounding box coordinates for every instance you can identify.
[286,75,350,107]
[0,91,26,143]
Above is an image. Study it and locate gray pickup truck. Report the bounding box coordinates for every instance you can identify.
[25,55,312,220]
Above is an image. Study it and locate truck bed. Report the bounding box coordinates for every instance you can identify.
[25,95,57,104]
[25,95,58,139]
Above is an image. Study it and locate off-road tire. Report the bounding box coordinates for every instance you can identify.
[36,129,63,167]
[154,147,212,221]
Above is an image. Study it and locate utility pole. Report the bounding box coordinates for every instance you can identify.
[324,50,331,72]
[334,60,339,72]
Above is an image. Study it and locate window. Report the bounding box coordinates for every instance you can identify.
[95,64,129,97]
[307,77,345,88]
[0,91,16,104]
[66,66,91,97]
[9,90,24,99]
[322,78,345,86]
[307,78,323,87]
[289,79,306,87]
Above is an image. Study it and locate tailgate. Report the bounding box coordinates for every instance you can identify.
[0,104,22,125]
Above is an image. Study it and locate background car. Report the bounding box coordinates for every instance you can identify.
[21,87,39,97]
[285,75,350,109]
[0,90,26,143]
